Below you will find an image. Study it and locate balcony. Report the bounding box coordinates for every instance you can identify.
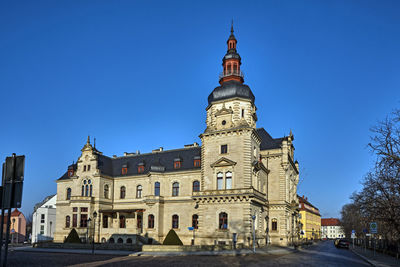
[219,70,244,80]
[192,187,266,203]
[70,196,94,203]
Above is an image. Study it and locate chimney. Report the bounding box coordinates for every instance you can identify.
[112,155,117,158]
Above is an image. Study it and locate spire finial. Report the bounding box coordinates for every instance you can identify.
[94,137,96,148]
[87,135,90,144]
[231,19,234,34]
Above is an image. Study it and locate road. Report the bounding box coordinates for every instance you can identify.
[7,240,370,266]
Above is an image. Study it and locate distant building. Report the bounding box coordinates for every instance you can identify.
[0,209,26,243]
[321,218,345,239]
[298,195,321,240]
[32,194,56,243]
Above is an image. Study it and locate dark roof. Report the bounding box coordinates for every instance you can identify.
[34,194,56,212]
[58,147,201,180]
[256,128,283,150]
[208,80,255,105]
[58,164,77,181]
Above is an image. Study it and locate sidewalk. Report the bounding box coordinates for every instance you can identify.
[351,245,400,267]
[12,245,300,257]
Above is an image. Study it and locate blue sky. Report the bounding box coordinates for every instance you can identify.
[1,0,399,218]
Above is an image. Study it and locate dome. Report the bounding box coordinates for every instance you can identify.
[208,80,255,105]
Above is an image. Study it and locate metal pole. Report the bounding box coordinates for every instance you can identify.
[252,215,256,253]
[0,208,5,264]
[193,227,195,245]
[3,154,17,267]
[92,217,95,254]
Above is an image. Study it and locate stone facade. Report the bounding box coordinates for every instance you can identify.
[53,26,300,247]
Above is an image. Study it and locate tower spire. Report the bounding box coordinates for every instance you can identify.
[231,20,234,35]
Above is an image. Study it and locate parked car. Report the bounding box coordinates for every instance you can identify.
[336,238,350,249]
[334,238,340,247]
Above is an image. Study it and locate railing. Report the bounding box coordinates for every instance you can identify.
[192,188,266,199]
[219,70,244,79]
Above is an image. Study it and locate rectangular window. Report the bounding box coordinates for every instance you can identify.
[121,167,128,175]
[194,159,201,167]
[40,225,44,235]
[73,207,78,212]
[217,176,223,190]
[41,214,45,223]
[174,161,181,169]
[83,165,86,172]
[103,215,108,228]
[221,145,228,154]
[226,177,232,189]
[272,220,278,231]
[80,214,88,227]
[87,165,91,171]
[73,214,77,227]
[80,207,88,213]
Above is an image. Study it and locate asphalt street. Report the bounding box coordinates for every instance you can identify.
[7,240,370,266]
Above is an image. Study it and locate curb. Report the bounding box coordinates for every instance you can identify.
[350,248,376,266]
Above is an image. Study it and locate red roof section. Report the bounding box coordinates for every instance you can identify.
[11,208,22,216]
[321,218,341,226]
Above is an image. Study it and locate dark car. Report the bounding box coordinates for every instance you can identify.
[336,238,350,249]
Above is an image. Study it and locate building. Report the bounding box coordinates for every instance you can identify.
[321,218,345,239]
[32,194,57,243]
[298,195,321,240]
[54,25,301,247]
[0,209,26,243]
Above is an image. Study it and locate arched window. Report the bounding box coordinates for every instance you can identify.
[104,185,109,199]
[120,186,126,199]
[136,185,142,198]
[81,185,84,196]
[234,63,238,74]
[219,212,228,229]
[225,172,232,189]
[103,215,108,228]
[117,238,123,243]
[154,182,160,196]
[172,182,179,196]
[192,181,200,192]
[85,185,89,196]
[89,185,92,197]
[66,188,71,200]
[148,214,155,228]
[272,219,278,231]
[127,238,132,244]
[101,238,106,243]
[227,64,232,74]
[137,214,142,229]
[192,214,198,229]
[217,172,223,190]
[109,238,115,243]
[65,216,70,228]
[119,215,126,228]
[172,214,179,229]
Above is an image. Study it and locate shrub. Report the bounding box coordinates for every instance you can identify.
[162,229,183,245]
[64,228,81,243]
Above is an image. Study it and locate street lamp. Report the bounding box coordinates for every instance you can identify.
[12,219,15,244]
[251,214,256,253]
[92,211,97,254]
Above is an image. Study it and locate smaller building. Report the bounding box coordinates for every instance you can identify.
[32,194,57,243]
[0,209,27,243]
[298,195,321,240]
[321,218,345,239]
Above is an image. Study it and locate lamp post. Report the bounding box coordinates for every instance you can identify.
[251,214,256,253]
[92,211,97,254]
[12,219,15,244]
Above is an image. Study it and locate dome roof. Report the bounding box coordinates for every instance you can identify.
[208,80,255,105]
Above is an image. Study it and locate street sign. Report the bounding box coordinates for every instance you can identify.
[10,229,15,234]
[352,229,356,234]
[188,227,194,231]
[351,233,356,239]
[370,222,378,234]
[363,229,368,233]
[366,233,372,237]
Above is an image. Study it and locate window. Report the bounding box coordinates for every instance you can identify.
[109,238,115,244]
[66,188,71,200]
[138,165,144,173]
[81,207,88,212]
[241,109,244,118]
[127,238,132,244]
[73,207,78,212]
[119,215,126,228]
[174,161,181,169]
[192,214,198,229]
[219,212,228,229]
[103,215,108,228]
[136,185,142,198]
[68,170,74,177]
[121,167,128,175]
[137,214,142,229]
[172,182,179,196]
[234,63,237,73]
[73,214,77,227]
[87,165,90,171]
[192,181,200,192]
[217,172,223,190]
[40,225,44,235]
[172,215,179,229]
[194,159,201,167]
[148,214,154,229]
[272,219,278,231]
[65,216,70,228]
[89,185,92,197]
[104,185,109,199]
[101,238,106,243]
[154,182,160,196]
[117,238,123,243]
[221,144,228,154]
[85,185,89,196]
[84,165,86,172]
[81,185,84,196]
[80,214,88,227]
[225,172,232,189]
[120,186,126,199]
[41,214,45,223]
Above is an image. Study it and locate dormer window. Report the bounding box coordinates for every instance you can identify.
[68,170,74,177]
[193,156,201,167]
[174,158,182,169]
[121,168,128,175]
[138,166,144,173]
